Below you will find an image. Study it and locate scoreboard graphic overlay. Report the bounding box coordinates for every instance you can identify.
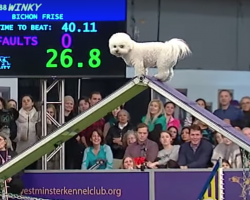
[0,0,127,77]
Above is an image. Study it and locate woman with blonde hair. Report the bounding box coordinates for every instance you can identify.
[141,99,166,147]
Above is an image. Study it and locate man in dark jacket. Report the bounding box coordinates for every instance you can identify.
[178,124,213,168]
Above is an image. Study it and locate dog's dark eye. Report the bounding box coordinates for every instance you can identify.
[113,45,117,48]
[120,45,124,48]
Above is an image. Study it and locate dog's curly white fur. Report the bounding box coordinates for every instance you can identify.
[109,33,191,82]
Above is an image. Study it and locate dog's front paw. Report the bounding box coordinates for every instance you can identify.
[154,73,168,82]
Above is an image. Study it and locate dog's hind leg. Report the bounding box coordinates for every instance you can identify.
[154,65,169,82]
[165,67,174,81]
[154,56,173,82]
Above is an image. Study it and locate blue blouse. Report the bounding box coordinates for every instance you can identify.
[81,144,113,170]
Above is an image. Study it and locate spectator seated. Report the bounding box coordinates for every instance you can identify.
[82,129,113,170]
[124,123,158,163]
[178,125,213,168]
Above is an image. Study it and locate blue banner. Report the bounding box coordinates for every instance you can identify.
[0,0,126,21]
[22,172,149,200]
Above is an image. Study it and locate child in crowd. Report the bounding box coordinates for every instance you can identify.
[222,159,231,169]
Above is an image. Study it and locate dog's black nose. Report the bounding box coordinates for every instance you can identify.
[115,50,119,53]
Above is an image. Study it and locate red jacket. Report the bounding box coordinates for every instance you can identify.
[79,119,105,145]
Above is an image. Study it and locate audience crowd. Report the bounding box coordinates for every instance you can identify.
[1,89,250,172]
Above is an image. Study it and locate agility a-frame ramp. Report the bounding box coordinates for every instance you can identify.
[1,75,250,180]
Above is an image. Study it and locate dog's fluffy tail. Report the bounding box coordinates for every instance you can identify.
[165,38,191,60]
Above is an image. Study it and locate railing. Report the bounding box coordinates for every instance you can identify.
[18,169,247,200]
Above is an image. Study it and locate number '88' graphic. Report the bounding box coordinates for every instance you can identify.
[0,4,7,10]
[46,48,101,68]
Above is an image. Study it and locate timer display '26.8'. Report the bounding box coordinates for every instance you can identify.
[46,48,101,69]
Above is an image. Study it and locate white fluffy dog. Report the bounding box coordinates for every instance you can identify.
[109,33,191,82]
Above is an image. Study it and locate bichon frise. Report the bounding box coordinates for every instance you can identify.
[109,32,191,82]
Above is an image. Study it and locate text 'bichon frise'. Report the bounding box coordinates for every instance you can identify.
[109,33,191,82]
